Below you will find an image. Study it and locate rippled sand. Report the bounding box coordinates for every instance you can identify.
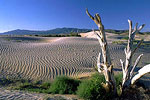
[0,36,149,81]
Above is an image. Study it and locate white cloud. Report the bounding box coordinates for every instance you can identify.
[0,30,9,33]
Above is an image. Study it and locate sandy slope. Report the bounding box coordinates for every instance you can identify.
[80,31,125,43]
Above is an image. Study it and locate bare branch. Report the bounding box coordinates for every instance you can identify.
[94,14,100,25]
[124,48,127,55]
[133,23,138,32]
[131,64,150,84]
[86,9,102,26]
[138,24,145,31]
[122,20,145,88]
[86,8,94,20]
[128,19,132,36]
[130,54,143,78]
[132,39,143,55]
[95,13,103,28]
[120,59,125,73]
[94,14,101,24]
[95,13,101,23]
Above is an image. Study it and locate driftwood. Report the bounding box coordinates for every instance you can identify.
[86,9,116,93]
[120,20,150,89]
[86,9,150,94]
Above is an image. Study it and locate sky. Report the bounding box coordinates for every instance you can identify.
[0,0,150,32]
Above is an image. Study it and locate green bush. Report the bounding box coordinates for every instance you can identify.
[115,73,123,96]
[13,80,51,93]
[50,76,80,94]
[19,82,38,89]
[39,82,51,89]
[91,73,106,83]
[122,36,129,40]
[115,73,123,86]
[77,73,108,100]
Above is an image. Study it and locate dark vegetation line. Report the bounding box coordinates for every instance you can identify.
[35,33,81,37]
[0,73,123,100]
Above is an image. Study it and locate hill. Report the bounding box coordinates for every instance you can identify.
[1,28,149,35]
[0,28,91,35]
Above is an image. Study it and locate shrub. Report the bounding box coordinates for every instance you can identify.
[15,81,38,90]
[19,82,37,89]
[50,76,80,94]
[77,73,108,100]
[115,73,123,87]
[13,80,51,93]
[115,73,123,96]
[39,82,51,89]
[91,73,106,83]
[0,78,14,86]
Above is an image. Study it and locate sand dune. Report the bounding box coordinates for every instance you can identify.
[80,31,125,43]
[0,36,149,81]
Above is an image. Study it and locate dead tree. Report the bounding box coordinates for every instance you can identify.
[120,20,150,89]
[86,9,150,94]
[86,9,116,94]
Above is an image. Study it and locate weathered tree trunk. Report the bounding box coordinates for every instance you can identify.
[120,20,150,92]
[86,9,116,94]
[120,20,146,89]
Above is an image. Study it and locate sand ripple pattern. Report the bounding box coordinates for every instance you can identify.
[0,37,149,80]
[0,88,43,100]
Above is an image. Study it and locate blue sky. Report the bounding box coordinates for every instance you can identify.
[0,0,150,32]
